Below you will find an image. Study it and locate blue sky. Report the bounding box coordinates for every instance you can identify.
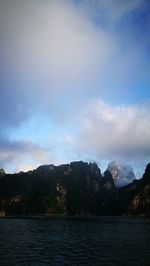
[0,0,150,176]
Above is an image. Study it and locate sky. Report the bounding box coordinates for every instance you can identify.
[0,0,150,176]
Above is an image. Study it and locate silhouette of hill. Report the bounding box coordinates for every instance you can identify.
[0,161,149,216]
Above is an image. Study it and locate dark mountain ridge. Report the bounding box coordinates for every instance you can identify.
[0,161,149,216]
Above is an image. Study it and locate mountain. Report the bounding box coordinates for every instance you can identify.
[126,163,150,216]
[0,161,103,215]
[0,161,149,216]
[107,161,135,187]
[0,168,5,177]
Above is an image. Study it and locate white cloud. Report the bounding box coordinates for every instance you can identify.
[108,160,135,187]
[0,0,117,93]
[0,0,149,175]
[71,100,150,168]
[0,138,55,173]
[0,0,149,123]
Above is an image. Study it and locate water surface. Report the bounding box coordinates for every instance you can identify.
[0,216,150,266]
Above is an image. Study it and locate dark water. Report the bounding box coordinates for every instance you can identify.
[0,216,150,266]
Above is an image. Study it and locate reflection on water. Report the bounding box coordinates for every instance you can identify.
[0,216,150,266]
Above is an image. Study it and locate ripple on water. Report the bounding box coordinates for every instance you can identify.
[0,217,150,266]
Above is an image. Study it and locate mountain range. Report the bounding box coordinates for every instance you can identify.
[0,161,150,217]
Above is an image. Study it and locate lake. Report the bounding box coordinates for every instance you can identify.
[0,216,150,266]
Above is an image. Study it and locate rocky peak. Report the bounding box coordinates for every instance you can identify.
[36,164,55,173]
[107,161,135,187]
[102,169,115,190]
[0,168,5,177]
[89,162,101,177]
[142,163,150,182]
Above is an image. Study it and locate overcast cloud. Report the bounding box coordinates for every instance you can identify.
[0,0,149,174]
[72,100,150,162]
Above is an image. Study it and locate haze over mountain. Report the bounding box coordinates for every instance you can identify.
[0,0,150,175]
[107,161,135,187]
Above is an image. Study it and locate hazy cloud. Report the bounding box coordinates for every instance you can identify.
[0,0,149,173]
[0,0,117,89]
[0,0,118,127]
[0,137,51,173]
[108,160,135,187]
[0,0,149,126]
[72,100,150,166]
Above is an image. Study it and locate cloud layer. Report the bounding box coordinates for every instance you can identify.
[66,100,150,174]
[41,99,150,178]
[0,0,150,174]
[0,137,51,172]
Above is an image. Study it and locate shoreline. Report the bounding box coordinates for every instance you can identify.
[0,214,150,220]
